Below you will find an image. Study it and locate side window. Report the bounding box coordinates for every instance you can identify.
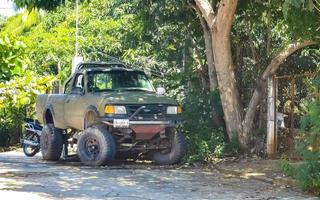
[73,74,84,88]
[64,79,72,94]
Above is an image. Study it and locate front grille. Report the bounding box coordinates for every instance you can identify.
[126,104,166,120]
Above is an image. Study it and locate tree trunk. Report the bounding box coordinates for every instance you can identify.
[192,4,218,91]
[211,0,243,143]
[199,17,218,91]
[195,0,244,145]
[211,33,243,142]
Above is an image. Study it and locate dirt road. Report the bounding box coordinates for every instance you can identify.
[0,151,317,200]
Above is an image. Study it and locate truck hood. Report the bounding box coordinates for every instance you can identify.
[99,91,178,105]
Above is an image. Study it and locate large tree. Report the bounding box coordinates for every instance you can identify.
[13,0,63,10]
[192,0,318,148]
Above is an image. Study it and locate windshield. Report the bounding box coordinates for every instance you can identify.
[87,70,155,92]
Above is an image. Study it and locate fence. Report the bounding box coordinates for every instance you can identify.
[267,72,317,157]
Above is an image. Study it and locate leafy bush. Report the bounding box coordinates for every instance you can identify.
[283,76,320,195]
[293,99,320,194]
[182,90,239,162]
[224,133,241,155]
[278,154,296,177]
[0,35,30,82]
[0,116,16,146]
[0,35,55,147]
[294,153,320,194]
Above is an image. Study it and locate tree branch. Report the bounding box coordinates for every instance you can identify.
[191,2,218,90]
[194,0,216,29]
[242,40,316,136]
[261,40,315,80]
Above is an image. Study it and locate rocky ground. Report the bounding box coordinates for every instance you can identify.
[0,150,318,200]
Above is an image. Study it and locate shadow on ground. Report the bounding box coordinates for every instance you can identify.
[0,150,317,200]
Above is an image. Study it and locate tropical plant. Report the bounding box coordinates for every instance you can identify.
[0,35,29,82]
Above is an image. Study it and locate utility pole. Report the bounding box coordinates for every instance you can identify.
[72,0,83,73]
[267,76,277,157]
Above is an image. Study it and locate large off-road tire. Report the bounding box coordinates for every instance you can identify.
[77,125,116,166]
[40,124,63,161]
[151,129,187,165]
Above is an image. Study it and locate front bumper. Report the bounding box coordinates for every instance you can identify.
[97,117,181,127]
[97,117,181,140]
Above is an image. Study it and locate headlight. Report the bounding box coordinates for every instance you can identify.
[105,105,127,114]
[166,106,182,114]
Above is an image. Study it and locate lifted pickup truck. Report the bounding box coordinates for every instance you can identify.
[36,62,186,166]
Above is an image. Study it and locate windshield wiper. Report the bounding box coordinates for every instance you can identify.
[94,89,116,92]
[118,88,154,92]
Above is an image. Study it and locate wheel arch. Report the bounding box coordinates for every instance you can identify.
[43,105,55,125]
[83,105,100,129]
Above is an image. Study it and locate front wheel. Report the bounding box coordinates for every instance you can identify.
[23,132,40,157]
[151,129,187,165]
[77,125,116,166]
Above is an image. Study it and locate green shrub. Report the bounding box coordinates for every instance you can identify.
[224,133,241,156]
[0,117,15,146]
[290,76,320,195]
[0,36,55,147]
[295,154,320,194]
[185,128,226,162]
[278,155,296,177]
[181,90,240,162]
[0,107,25,147]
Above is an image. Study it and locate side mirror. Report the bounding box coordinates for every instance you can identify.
[71,87,84,95]
[156,87,166,95]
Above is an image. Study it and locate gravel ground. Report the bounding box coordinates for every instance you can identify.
[0,151,318,200]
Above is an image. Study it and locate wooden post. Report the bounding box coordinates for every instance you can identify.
[267,76,277,156]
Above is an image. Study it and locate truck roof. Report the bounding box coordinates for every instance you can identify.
[76,62,145,73]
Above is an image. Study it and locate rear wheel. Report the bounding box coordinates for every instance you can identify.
[151,129,187,165]
[40,124,63,161]
[77,125,116,166]
[23,132,40,157]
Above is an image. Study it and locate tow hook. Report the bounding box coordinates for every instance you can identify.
[159,129,166,138]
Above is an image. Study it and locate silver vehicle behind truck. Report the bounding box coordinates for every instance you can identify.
[36,62,187,166]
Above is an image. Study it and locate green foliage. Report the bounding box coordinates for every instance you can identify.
[279,154,296,177]
[286,76,320,194]
[283,0,320,40]
[1,9,42,35]
[0,34,54,146]
[0,15,7,28]
[225,133,241,155]
[186,128,225,162]
[0,71,55,147]
[13,0,63,10]
[0,115,16,147]
[294,153,320,194]
[182,90,230,162]
[0,71,55,109]
[0,35,29,82]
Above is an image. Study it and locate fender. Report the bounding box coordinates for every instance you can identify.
[83,105,100,129]
[43,104,56,124]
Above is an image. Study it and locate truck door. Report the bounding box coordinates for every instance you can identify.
[64,73,86,129]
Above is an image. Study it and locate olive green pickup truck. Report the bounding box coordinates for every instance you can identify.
[36,62,186,166]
